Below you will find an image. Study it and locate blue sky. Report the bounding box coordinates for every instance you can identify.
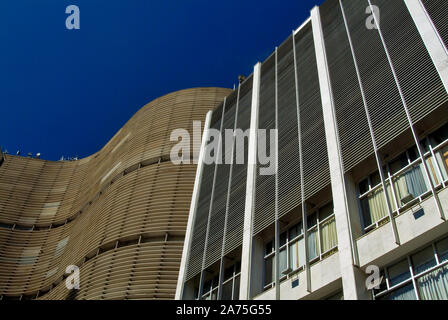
[0,0,321,160]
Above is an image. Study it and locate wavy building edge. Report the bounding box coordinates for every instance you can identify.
[0,87,232,300]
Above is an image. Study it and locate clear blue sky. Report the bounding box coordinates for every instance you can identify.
[0,0,321,160]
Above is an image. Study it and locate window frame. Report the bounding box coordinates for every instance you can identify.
[262,203,338,290]
[357,128,448,233]
[373,236,448,300]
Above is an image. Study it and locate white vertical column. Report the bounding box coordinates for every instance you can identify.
[404,0,448,93]
[239,62,261,300]
[311,6,369,300]
[175,110,213,300]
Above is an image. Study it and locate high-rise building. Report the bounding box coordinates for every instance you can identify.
[0,88,231,300]
[176,0,448,300]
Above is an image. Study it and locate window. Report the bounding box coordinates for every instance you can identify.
[412,246,436,275]
[436,238,448,262]
[358,123,448,233]
[388,259,411,287]
[201,262,241,300]
[263,203,337,290]
[379,283,417,300]
[417,265,448,300]
[373,236,448,300]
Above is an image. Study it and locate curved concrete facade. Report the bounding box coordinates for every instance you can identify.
[0,87,231,300]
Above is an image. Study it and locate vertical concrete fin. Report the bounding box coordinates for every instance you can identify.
[404,0,448,93]
[239,62,261,300]
[311,6,368,300]
[175,110,214,300]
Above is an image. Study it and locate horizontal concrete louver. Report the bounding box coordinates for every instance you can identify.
[45,267,58,279]
[277,35,302,220]
[224,78,252,256]
[295,24,331,201]
[320,0,388,173]
[204,92,237,269]
[41,202,61,218]
[186,83,253,279]
[185,109,224,282]
[321,0,448,174]
[422,0,448,49]
[21,247,41,265]
[252,25,331,237]
[54,236,69,258]
[253,54,277,237]
[0,87,231,299]
[369,0,448,126]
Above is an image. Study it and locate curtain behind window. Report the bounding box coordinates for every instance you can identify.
[320,217,337,253]
[361,185,394,227]
[418,265,448,300]
[380,284,417,300]
[308,229,319,260]
[394,164,428,205]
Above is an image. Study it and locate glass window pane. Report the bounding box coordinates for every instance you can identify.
[224,266,234,282]
[307,213,317,229]
[265,241,273,255]
[279,248,287,275]
[235,261,241,274]
[280,232,287,247]
[320,217,338,253]
[319,203,333,221]
[408,147,418,162]
[264,256,273,286]
[412,246,436,275]
[379,283,416,300]
[307,228,319,261]
[211,289,218,300]
[390,154,408,175]
[361,197,373,228]
[426,156,440,186]
[393,164,428,206]
[289,223,302,241]
[436,237,448,262]
[222,280,233,300]
[233,276,240,300]
[417,265,448,300]
[430,123,448,145]
[203,279,212,294]
[370,171,381,187]
[388,259,411,286]
[359,179,369,195]
[289,241,299,271]
[361,186,391,228]
[435,146,448,181]
[213,275,219,288]
[298,238,306,267]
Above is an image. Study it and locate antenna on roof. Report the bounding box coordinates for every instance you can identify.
[16,150,21,156]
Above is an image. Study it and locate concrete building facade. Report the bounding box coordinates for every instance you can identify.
[0,88,231,300]
[176,0,448,300]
